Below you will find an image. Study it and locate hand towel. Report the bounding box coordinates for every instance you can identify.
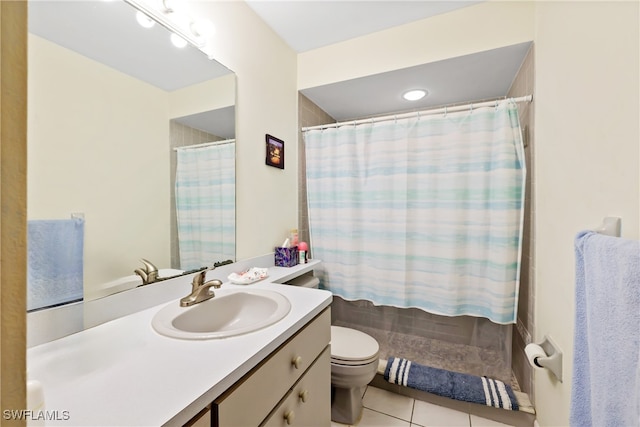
[27,218,84,311]
[570,231,640,427]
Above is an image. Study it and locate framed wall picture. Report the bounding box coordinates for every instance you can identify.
[265,134,284,169]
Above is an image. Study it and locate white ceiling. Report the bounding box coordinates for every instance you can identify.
[30,1,532,128]
[245,1,483,53]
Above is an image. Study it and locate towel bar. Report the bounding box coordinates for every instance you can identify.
[595,217,621,237]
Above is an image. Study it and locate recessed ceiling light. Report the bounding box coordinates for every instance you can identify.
[403,89,428,101]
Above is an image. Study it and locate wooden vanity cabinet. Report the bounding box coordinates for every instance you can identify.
[183,406,211,427]
[262,347,330,427]
[211,308,331,427]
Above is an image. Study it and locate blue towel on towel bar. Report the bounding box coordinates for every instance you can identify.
[27,219,84,311]
[570,231,640,427]
[384,357,519,410]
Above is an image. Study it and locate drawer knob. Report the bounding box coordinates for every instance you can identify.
[284,410,295,425]
[291,356,302,369]
[298,390,309,403]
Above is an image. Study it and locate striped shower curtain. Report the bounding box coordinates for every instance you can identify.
[175,142,235,270]
[304,100,525,324]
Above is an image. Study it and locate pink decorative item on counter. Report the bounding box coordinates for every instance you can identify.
[298,241,308,264]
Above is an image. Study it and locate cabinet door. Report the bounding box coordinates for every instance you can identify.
[184,406,211,427]
[262,347,331,427]
[214,309,330,427]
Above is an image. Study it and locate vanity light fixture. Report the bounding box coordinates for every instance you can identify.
[403,89,428,101]
[135,11,155,28]
[161,0,174,13]
[123,0,214,57]
[170,33,188,48]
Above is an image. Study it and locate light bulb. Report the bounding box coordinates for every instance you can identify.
[135,11,155,28]
[403,89,428,101]
[170,33,188,48]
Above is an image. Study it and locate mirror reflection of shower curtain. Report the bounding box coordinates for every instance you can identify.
[175,143,235,270]
[304,100,525,325]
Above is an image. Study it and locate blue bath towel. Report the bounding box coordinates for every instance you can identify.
[384,357,518,410]
[27,219,84,311]
[570,231,640,427]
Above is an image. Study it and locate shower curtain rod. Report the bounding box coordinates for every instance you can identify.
[301,95,533,132]
[173,138,235,151]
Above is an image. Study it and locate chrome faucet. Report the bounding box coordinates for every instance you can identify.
[134,258,159,285]
[180,269,222,307]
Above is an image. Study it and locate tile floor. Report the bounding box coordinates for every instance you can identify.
[332,386,514,427]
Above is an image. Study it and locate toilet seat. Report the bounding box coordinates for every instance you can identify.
[331,326,379,366]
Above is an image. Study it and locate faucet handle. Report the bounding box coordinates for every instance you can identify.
[140,258,158,273]
[191,270,208,289]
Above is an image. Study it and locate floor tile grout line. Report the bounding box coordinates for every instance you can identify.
[410,398,417,425]
[361,406,414,424]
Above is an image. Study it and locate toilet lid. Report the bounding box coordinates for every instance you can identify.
[331,326,379,364]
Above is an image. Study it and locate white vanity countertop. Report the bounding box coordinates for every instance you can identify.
[27,262,331,427]
[28,257,321,347]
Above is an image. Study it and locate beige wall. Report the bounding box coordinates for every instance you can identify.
[168,73,236,120]
[298,1,535,90]
[533,2,639,425]
[28,34,172,300]
[188,1,299,260]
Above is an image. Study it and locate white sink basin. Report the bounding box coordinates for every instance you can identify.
[152,289,291,340]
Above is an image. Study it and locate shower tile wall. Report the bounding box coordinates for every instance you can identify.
[169,121,224,268]
[331,297,514,384]
[298,93,335,251]
[507,44,535,400]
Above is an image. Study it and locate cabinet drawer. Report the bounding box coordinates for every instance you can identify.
[262,346,331,427]
[214,308,330,427]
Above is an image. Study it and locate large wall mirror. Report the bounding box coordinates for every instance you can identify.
[27,0,236,307]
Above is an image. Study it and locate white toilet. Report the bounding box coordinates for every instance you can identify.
[283,274,380,424]
[330,326,380,424]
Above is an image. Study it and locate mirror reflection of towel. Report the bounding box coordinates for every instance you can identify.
[27,219,84,311]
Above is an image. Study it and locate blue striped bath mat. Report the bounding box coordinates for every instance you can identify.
[384,357,519,411]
